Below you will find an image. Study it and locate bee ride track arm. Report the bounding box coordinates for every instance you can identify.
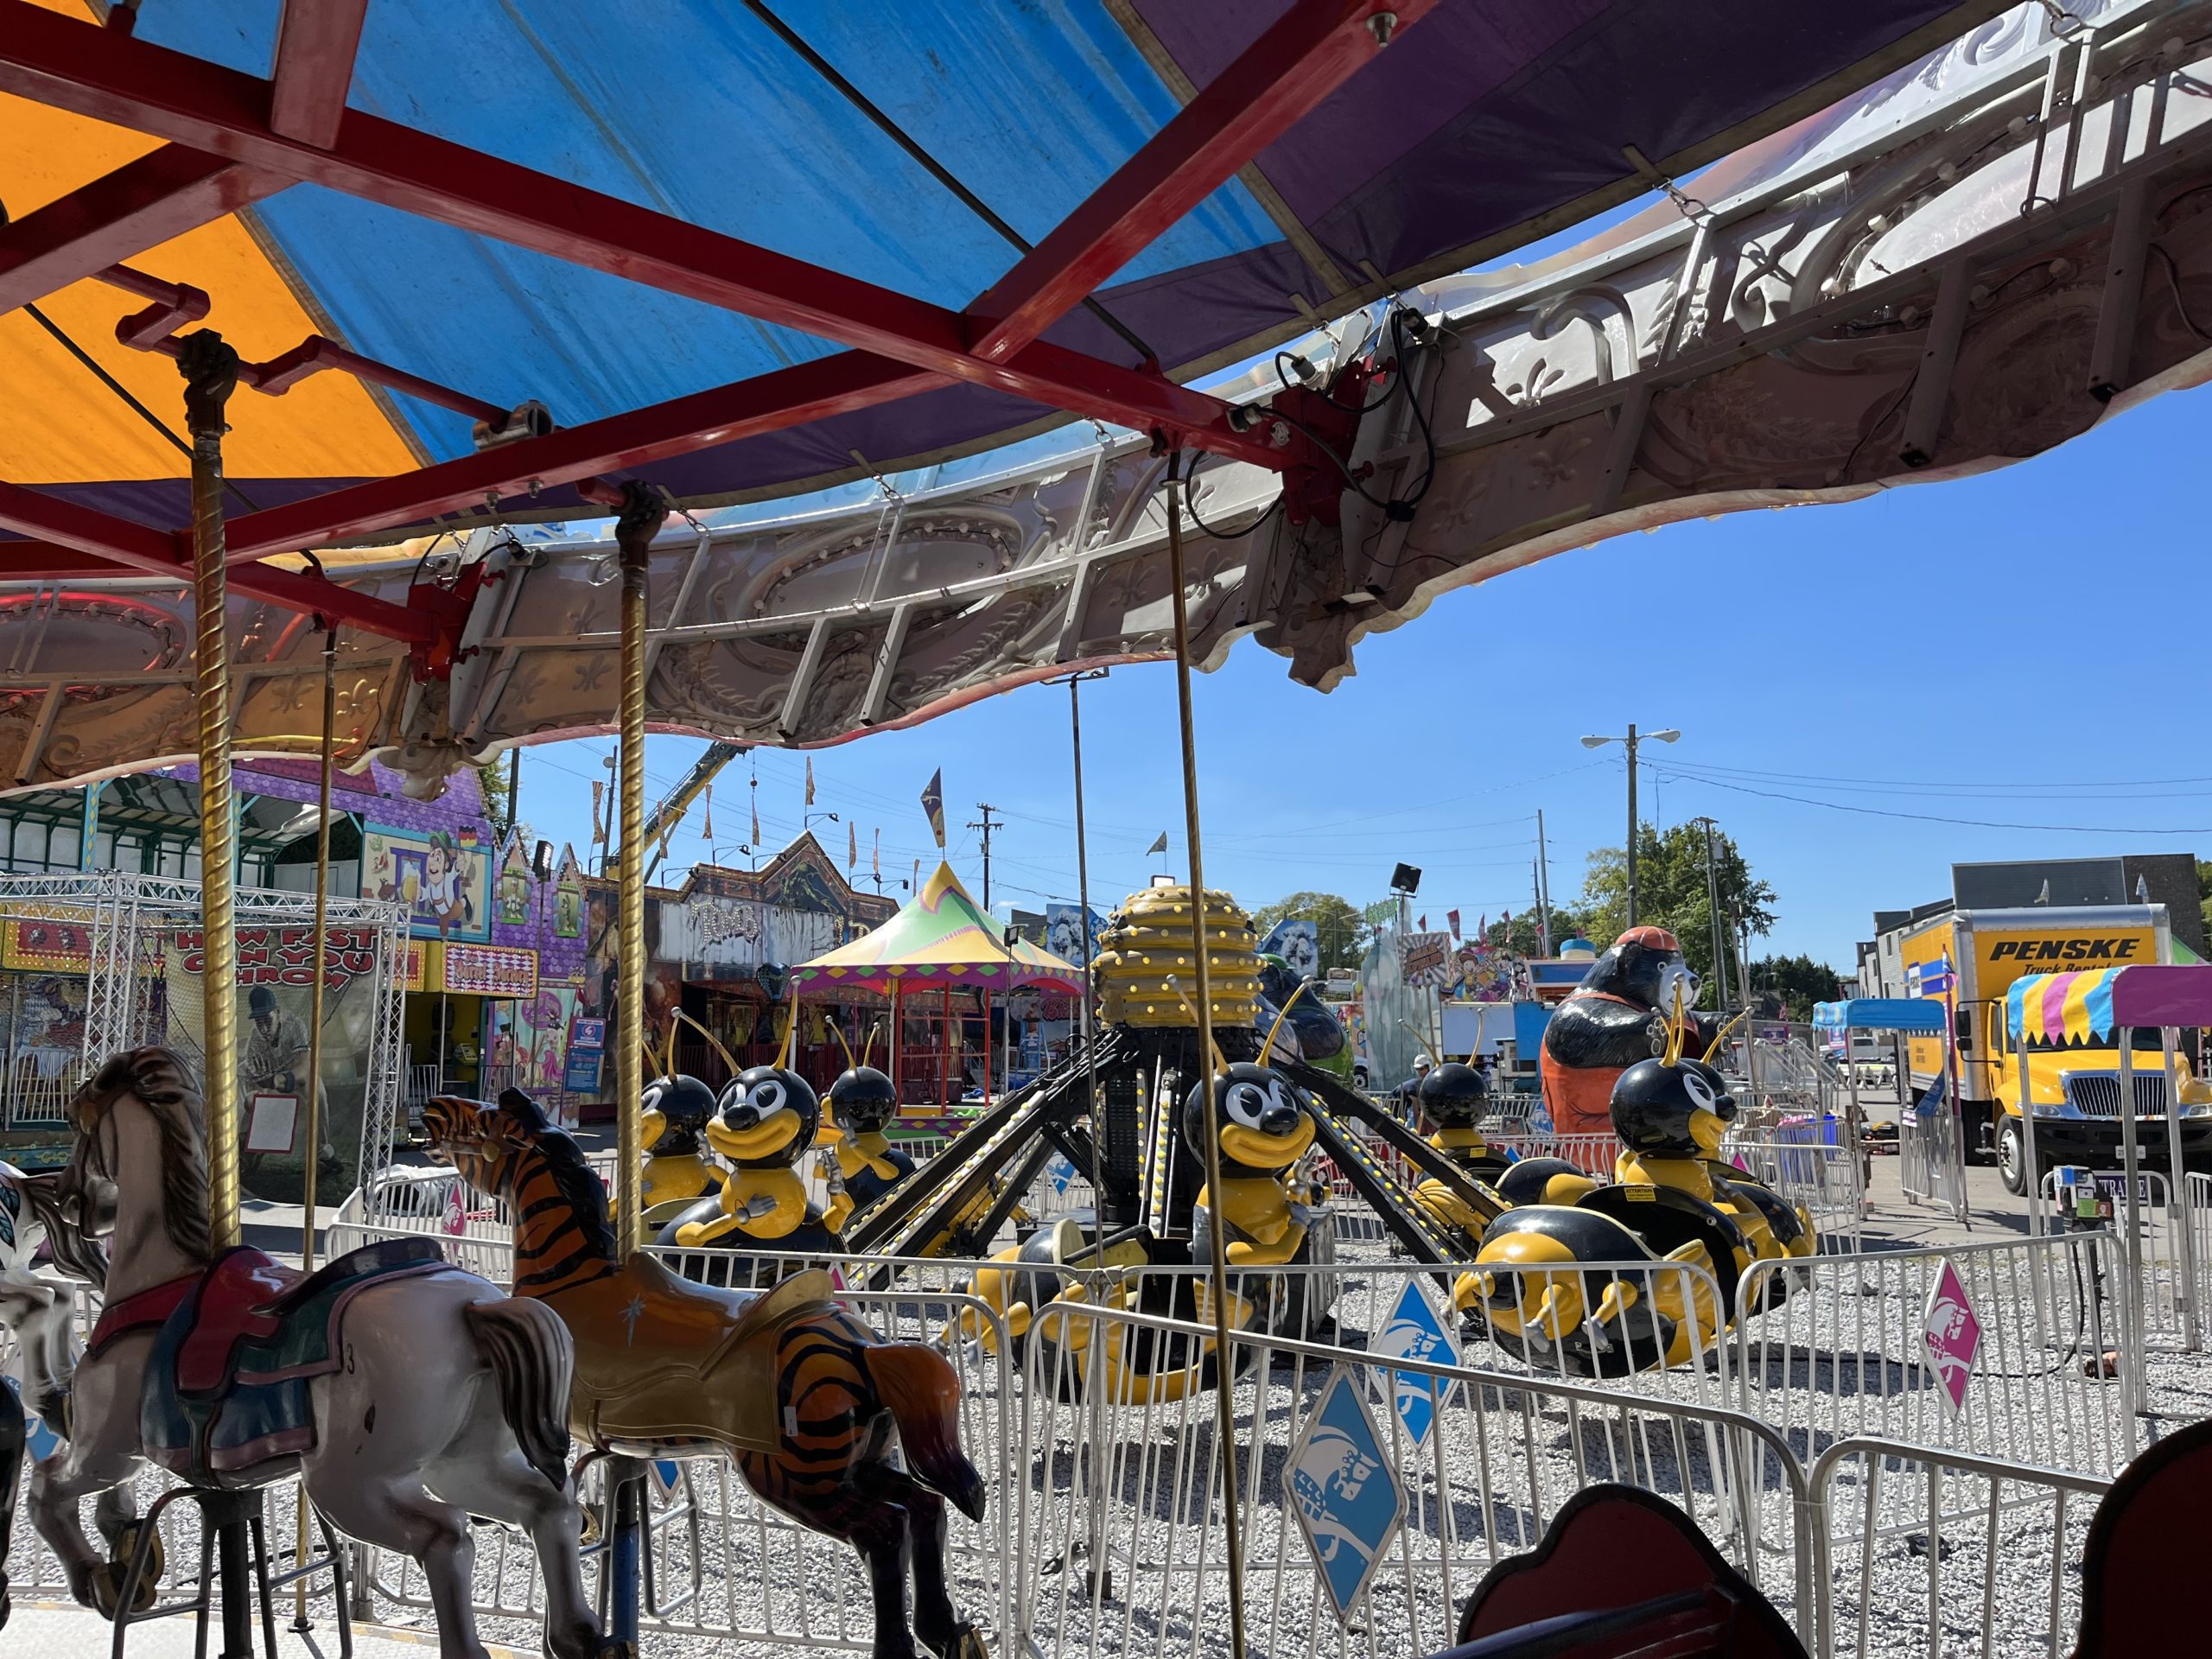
[1302,1104,1464,1294]
[1287,1056,1503,1236]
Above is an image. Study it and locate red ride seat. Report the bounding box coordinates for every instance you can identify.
[2071,1418,2212,1656]
[173,1248,302,1397]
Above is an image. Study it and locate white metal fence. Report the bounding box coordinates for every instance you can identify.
[1809,1438,2109,1659]
[1899,1102,1972,1225]
[1732,1236,2135,1479]
[1726,1127,1866,1251]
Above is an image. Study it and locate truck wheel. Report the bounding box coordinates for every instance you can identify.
[1997,1120,2028,1196]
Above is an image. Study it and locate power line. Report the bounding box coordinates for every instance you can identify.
[1653,766,2212,836]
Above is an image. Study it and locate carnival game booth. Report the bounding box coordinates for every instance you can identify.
[1813,998,1960,1224]
[2005,964,2212,1368]
[794,861,1084,1111]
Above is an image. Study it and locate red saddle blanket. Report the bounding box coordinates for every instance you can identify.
[175,1249,304,1395]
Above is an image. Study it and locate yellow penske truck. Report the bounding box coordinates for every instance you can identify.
[1897,904,2212,1193]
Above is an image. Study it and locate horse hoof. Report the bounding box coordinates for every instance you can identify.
[88,1556,157,1618]
[925,1622,988,1659]
[594,1642,638,1659]
[579,1506,602,1547]
[115,1521,166,1586]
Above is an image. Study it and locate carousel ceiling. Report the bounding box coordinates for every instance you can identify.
[2,1,2209,795]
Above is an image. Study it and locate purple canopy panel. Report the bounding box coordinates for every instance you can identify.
[2108,965,2212,1031]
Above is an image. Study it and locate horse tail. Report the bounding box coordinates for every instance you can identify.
[462,1297,575,1493]
[861,1341,986,1522]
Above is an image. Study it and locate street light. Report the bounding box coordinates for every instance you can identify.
[1579,725,1680,928]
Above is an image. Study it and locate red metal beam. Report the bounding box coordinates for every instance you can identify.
[0,480,438,641]
[268,0,368,149]
[0,2,1283,467]
[222,352,944,560]
[966,0,1431,363]
[0,144,280,315]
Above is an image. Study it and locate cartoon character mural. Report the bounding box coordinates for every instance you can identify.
[553,846,584,939]
[365,826,491,942]
[1261,917,1321,984]
[497,835,533,925]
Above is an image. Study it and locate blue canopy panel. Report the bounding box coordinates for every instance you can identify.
[15,0,2010,536]
[1814,999,1948,1035]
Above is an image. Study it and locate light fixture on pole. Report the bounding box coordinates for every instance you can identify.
[1579,725,1679,928]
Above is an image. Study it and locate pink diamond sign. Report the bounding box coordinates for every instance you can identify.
[442,1184,467,1237]
[1921,1259,1982,1413]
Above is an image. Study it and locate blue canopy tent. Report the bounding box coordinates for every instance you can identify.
[1814,999,1948,1035]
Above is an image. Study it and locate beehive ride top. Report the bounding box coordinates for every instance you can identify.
[1094,886,1261,1031]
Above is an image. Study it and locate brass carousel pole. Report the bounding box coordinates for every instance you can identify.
[607,482,666,1654]
[294,624,337,1632]
[1162,452,1249,1658]
[180,330,257,1658]
[612,485,665,1256]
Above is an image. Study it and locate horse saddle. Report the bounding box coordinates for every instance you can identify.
[143,1238,455,1486]
[571,1255,837,1457]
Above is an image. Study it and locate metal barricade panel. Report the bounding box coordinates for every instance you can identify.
[1734,1236,2136,1480]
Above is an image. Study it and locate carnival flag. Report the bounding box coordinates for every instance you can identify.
[1448,910,1460,940]
[912,857,921,891]
[1419,915,1427,932]
[590,780,606,845]
[701,785,714,841]
[848,822,857,870]
[804,758,817,806]
[873,829,880,877]
[1147,831,1169,855]
[921,770,946,847]
[751,791,760,846]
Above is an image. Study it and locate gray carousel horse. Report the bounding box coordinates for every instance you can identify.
[0,1155,106,1628]
[32,1047,621,1659]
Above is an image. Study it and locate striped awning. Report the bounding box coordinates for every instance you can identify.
[2005,969,2120,1046]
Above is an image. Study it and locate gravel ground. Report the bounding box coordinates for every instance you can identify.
[8,1221,2208,1659]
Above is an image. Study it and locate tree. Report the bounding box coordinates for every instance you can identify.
[1484,903,1593,959]
[1577,822,1777,990]
[1249,892,1370,975]
[1747,954,1846,1020]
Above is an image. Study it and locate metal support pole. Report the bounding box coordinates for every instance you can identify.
[1624,725,1639,929]
[612,483,666,1256]
[2161,1023,2197,1350]
[1066,668,1110,1600]
[1162,454,1248,1659]
[1695,817,1728,1009]
[180,327,254,1659]
[1535,810,1553,957]
[294,625,336,1633]
[2018,1007,2039,1238]
[2119,1027,2147,1415]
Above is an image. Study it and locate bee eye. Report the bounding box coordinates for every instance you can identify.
[751,1081,788,1116]
[1225,1082,1268,1128]
[1683,1071,1717,1111]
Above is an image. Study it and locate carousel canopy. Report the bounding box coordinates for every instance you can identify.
[792,860,1084,995]
[6,3,2209,796]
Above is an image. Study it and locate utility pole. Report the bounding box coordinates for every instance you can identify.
[1694,816,1731,1009]
[1535,809,1554,954]
[969,803,1001,909]
[1580,725,1678,930]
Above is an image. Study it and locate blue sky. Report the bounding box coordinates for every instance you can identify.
[505,378,2212,970]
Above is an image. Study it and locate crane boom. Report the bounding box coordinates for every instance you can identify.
[643,741,747,881]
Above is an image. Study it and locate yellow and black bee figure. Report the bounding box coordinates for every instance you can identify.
[1455,1009,1813,1375]
[659,1039,844,1268]
[1409,1060,1512,1236]
[825,1062,911,1213]
[637,1071,723,1215]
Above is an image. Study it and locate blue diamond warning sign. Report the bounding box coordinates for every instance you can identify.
[1374,1279,1456,1447]
[1287,1367,1405,1624]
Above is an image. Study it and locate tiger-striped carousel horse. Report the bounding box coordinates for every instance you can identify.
[35,1049,618,1659]
[423,1089,990,1659]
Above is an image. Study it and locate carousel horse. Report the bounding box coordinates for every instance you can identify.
[0,1159,105,1630]
[963,1055,1329,1402]
[1455,1021,1813,1376]
[34,1048,613,1659]
[423,1090,989,1659]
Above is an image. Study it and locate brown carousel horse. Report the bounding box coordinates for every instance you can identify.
[423,1089,989,1659]
[36,1049,615,1659]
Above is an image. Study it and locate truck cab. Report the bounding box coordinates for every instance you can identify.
[1962,997,2212,1194]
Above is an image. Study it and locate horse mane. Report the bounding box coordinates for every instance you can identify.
[16,1167,109,1287]
[496,1089,618,1263]
[79,1046,213,1263]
